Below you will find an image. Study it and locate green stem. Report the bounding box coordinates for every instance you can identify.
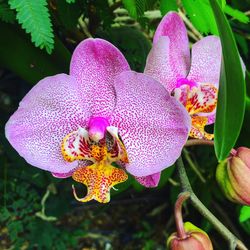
[176,156,248,250]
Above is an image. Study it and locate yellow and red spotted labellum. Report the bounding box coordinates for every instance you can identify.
[167,222,213,250]
[216,147,250,205]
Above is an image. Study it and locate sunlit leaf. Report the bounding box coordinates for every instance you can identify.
[224,5,249,24]
[239,206,250,223]
[122,0,146,19]
[209,0,246,160]
[182,0,218,35]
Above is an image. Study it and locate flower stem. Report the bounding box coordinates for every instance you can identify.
[176,156,248,250]
[185,139,214,147]
[174,192,190,239]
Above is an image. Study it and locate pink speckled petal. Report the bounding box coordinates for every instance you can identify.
[187,36,222,87]
[144,37,176,92]
[111,71,191,177]
[144,12,190,91]
[135,172,161,188]
[52,170,75,179]
[5,74,90,174]
[70,38,130,116]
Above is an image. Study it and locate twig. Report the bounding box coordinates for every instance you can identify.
[185,139,214,147]
[176,156,248,250]
[183,148,206,183]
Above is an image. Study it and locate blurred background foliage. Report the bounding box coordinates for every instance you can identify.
[0,0,250,249]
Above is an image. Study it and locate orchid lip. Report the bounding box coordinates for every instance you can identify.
[61,121,129,203]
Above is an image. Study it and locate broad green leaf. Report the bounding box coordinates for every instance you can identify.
[239,206,250,223]
[209,0,246,160]
[182,0,218,35]
[0,1,15,23]
[0,22,70,84]
[9,0,54,54]
[122,0,146,19]
[224,5,249,24]
[160,0,178,15]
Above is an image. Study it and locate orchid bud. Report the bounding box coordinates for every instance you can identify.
[216,147,250,205]
[169,192,213,250]
[167,222,213,250]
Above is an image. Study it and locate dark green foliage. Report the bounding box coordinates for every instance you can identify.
[97,26,151,72]
[9,0,54,54]
[0,1,15,23]
[160,0,178,15]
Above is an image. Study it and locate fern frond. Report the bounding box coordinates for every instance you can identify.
[9,0,54,54]
[0,1,15,23]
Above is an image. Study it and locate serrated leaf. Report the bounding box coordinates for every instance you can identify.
[0,1,15,23]
[8,0,54,54]
[239,206,250,223]
[209,0,246,161]
[160,0,178,15]
[182,0,218,35]
[224,5,249,24]
[122,0,146,19]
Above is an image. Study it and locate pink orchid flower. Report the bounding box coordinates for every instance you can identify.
[145,12,222,140]
[5,38,190,203]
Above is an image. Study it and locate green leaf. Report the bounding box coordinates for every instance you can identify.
[239,206,250,223]
[8,0,54,54]
[209,0,246,161]
[0,1,15,23]
[182,0,218,35]
[122,0,146,19]
[0,22,70,84]
[65,0,75,3]
[224,5,249,24]
[160,0,178,15]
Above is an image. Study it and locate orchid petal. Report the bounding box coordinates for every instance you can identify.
[145,37,179,92]
[111,71,191,177]
[5,74,90,174]
[135,172,161,188]
[70,38,130,116]
[152,12,190,81]
[187,36,222,87]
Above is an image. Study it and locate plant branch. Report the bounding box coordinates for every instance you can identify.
[176,156,248,250]
[183,149,206,183]
[185,139,215,147]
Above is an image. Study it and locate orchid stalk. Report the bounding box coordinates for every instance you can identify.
[176,156,247,250]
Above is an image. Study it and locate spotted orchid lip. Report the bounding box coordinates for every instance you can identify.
[61,124,129,203]
[173,82,218,140]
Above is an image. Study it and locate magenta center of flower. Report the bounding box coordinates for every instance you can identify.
[88,117,110,142]
[176,78,197,89]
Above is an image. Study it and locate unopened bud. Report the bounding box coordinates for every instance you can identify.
[216,147,250,205]
[167,222,213,250]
